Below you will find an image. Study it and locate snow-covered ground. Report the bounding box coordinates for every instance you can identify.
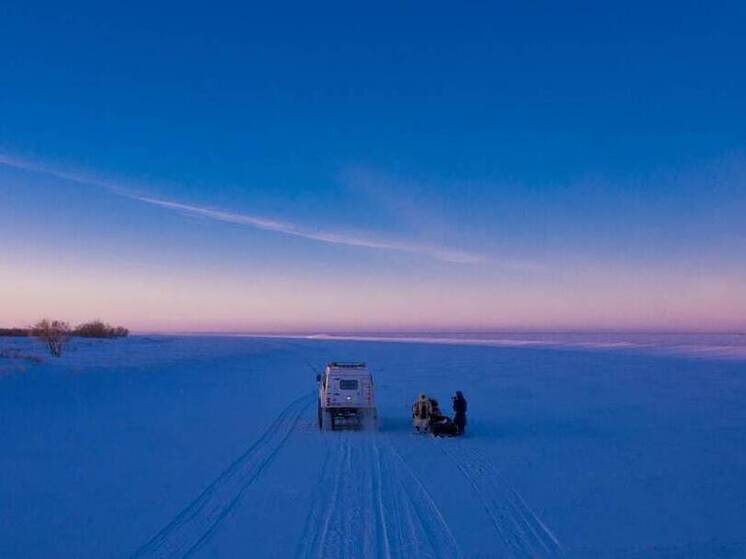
[1,334,745,558]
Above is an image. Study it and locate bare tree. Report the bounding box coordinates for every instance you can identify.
[31,319,71,357]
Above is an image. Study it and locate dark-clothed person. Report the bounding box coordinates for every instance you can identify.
[452,391,467,435]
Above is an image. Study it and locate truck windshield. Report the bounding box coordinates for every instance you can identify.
[339,379,359,390]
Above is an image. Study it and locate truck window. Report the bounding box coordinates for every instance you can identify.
[339,379,359,390]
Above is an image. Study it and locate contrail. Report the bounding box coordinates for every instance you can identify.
[0,154,484,264]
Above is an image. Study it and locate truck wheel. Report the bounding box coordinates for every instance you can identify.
[317,400,322,430]
[320,409,333,431]
[361,410,378,431]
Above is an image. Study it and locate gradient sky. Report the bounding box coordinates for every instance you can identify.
[1,2,745,332]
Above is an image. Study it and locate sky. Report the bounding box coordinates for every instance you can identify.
[1,2,745,332]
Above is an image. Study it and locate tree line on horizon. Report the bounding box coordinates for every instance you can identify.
[0,320,129,357]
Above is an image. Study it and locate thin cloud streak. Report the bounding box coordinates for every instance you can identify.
[132,195,484,263]
[0,154,484,264]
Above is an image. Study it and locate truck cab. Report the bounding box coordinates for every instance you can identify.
[317,362,377,430]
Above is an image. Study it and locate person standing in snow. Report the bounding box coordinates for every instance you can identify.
[452,391,467,435]
[412,393,433,432]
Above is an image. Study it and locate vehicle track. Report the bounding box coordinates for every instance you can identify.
[132,392,315,559]
[380,439,463,559]
[439,441,565,559]
[297,433,462,559]
[296,434,390,559]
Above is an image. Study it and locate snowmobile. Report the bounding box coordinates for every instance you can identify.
[430,416,459,437]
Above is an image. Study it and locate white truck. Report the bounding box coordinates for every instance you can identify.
[317,362,377,430]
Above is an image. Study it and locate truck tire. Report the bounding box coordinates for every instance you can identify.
[317,400,322,430]
[320,409,333,431]
[361,409,378,431]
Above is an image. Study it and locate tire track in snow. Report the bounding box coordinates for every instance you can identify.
[439,441,565,559]
[295,439,336,558]
[298,433,461,559]
[132,392,315,559]
[298,434,390,559]
[381,439,463,559]
[370,441,393,559]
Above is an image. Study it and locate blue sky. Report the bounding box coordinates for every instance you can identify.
[1,2,745,331]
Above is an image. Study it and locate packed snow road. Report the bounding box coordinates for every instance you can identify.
[131,388,551,559]
[296,433,461,559]
[2,335,746,558]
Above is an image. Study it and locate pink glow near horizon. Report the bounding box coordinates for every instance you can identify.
[2,154,744,333]
[1,256,744,332]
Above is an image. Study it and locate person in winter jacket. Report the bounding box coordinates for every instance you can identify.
[412,394,433,432]
[452,391,467,435]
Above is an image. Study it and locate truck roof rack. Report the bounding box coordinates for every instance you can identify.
[328,361,367,368]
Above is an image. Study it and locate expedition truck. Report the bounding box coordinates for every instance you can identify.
[317,362,377,430]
